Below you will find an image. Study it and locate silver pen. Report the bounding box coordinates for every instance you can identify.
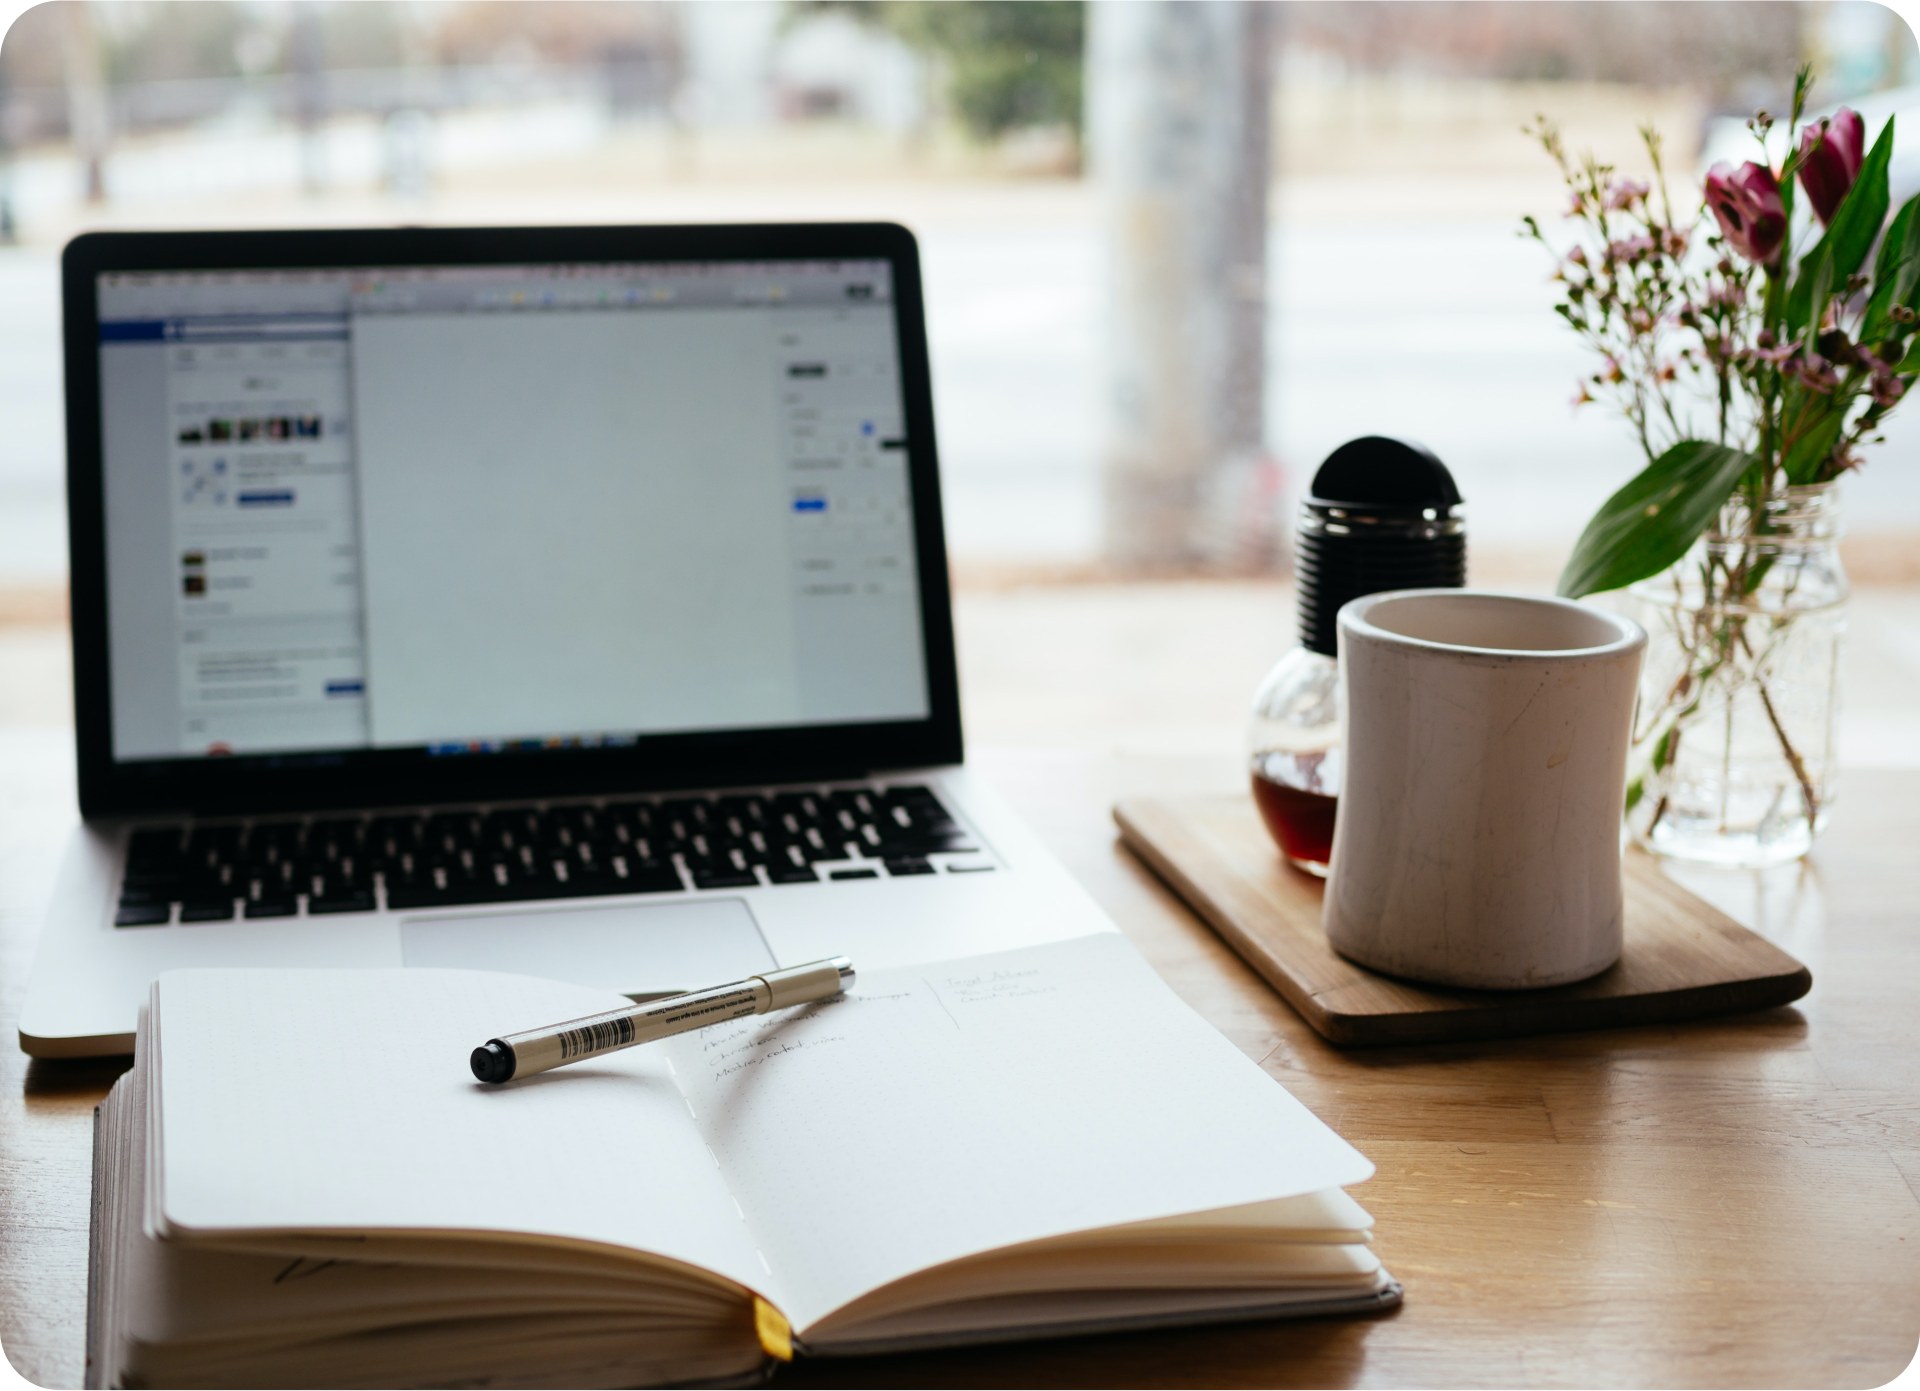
[469,956,855,1084]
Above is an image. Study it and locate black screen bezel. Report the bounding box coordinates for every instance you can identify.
[64,222,961,818]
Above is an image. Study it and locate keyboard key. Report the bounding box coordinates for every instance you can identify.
[551,806,604,842]
[184,827,243,876]
[309,892,376,915]
[770,792,825,826]
[483,807,540,849]
[248,821,304,856]
[181,862,238,897]
[303,866,377,914]
[185,824,243,854]
[366,817,424,864]
[603,800,656,834]
[828,868,880,881]
[765,864,819,885]
[691,867,759,890]
[714,796,767,828]
[870,787,976,854]
[612,863,685,895]
[309,817,365,845]
[381,881,447,910]
[884,857,936,876]
[660,798,713,828]
[116,882,176,904]
[424,815,482,859]
[770,839,805,863]
[796,827,843,861]
[114,902,171,927]
[126,827,186,867]
[244,899,298,919]
[179,899,237,922]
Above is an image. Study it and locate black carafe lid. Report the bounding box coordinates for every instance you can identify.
[1296,436,1466,657]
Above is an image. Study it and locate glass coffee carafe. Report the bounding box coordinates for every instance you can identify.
[1249,437,1466,876]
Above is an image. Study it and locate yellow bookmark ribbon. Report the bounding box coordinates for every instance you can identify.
[753,1296,794,1362]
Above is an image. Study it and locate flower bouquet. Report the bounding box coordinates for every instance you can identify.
[1524,69,1913,864]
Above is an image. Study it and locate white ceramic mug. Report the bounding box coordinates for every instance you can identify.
[1323,590,1647,990]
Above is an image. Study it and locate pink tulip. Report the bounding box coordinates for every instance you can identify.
[1797,108,1866,226]
[1705,161,1787,265]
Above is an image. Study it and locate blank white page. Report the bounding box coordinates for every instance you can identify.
[661,933,1375,1332]
[152,969,775,1302]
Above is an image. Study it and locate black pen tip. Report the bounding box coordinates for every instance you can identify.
[471,1041,515,1084]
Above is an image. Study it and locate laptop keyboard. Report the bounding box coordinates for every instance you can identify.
[113,784,987,927]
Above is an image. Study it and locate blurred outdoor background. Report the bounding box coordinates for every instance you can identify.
[2,0,1919,778]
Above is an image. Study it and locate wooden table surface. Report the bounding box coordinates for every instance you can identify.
[2,739,1916,1389]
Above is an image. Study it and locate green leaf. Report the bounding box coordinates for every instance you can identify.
[1873,194,1917,282]
[1782,396,1846,483]
[1786,115,1895,334]
[1556,441,1757,598]
[1897,340,1920,373]
[1652,724,1678,771]
[1863,193,1920,338]
[1808,249,1835,337]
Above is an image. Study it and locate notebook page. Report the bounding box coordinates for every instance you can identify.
[152,968,774,1301]
[661,933,1374,1332]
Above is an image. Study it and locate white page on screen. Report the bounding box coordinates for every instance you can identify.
[348,309,798,746]
[659,933,1377,1333]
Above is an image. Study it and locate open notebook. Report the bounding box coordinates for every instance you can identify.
[88,934,1400,1388]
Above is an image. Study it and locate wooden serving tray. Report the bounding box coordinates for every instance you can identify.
[1114,795,1813,1047]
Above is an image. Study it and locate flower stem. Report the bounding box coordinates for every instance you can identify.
[1733,619,1822,823]
[1753,674,1820,821]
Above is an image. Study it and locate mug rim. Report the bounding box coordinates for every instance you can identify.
[1338,588,1647,660]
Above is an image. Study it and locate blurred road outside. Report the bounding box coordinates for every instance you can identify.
[5,74,1920,589]
[2,6,1917,801]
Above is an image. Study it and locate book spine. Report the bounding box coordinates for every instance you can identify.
[84,1102,105,1391]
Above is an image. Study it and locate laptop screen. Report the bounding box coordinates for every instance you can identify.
[93,259,931,766]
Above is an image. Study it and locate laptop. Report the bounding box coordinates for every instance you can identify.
[21,222,1116,1058]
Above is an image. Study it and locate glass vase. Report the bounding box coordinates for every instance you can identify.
[1249,646,1342,877]
[1624,482,1847,867]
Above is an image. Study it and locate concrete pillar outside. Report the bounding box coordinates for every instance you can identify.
[1087,0,1280,572]
[291,2,328,195]
[61,0,110,205]
[679,2,782,128]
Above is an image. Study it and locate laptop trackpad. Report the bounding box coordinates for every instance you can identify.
[398,898,776,997]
